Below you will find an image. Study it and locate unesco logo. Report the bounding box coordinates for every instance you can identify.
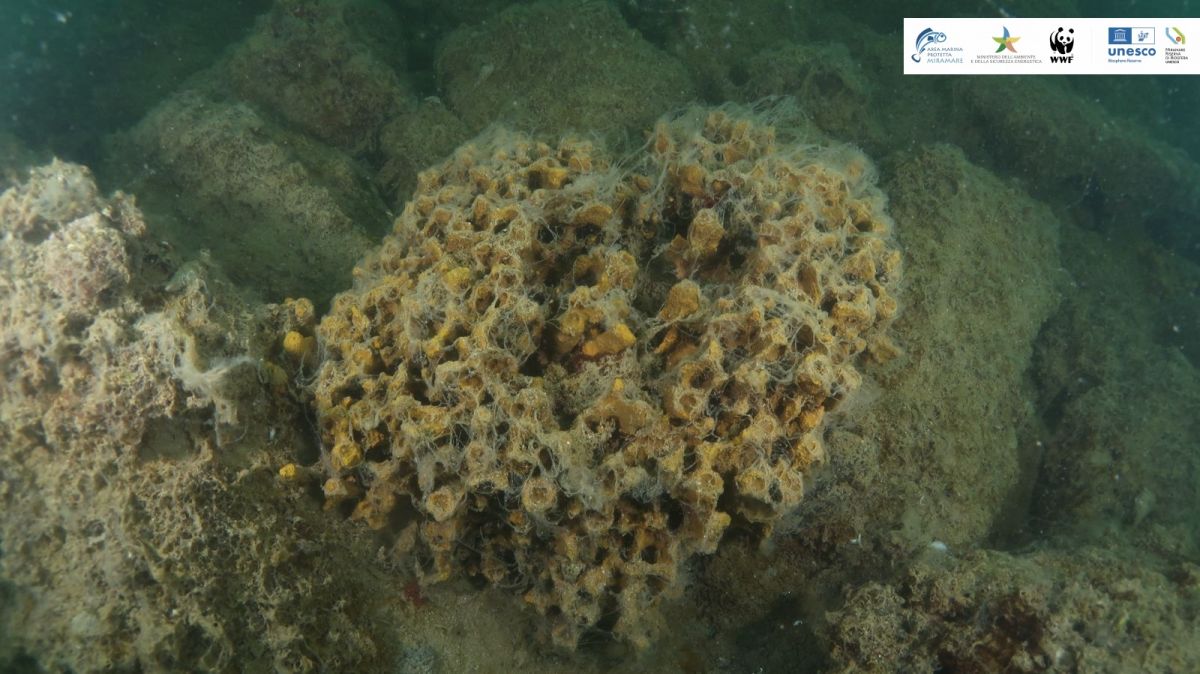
[1108,26,1158,58]
[1049,27,1075,63]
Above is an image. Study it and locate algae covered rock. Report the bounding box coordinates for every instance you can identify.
[224,0,413,152]
[0,161,160,443]
[662,144,1063,672]
[436,0,696,137]
[741,42,879,146]
[377,98,473,208]
[313,104,901,648]
[953,77,1200,242]
[0,162,385,672]
[623,0,806,100]
[788,144,1061,554]
[113,90,387,306]
[0,159,103,242]
[833,144,1060,549]
[827,545,1200,673]
[699,144,1062,597]
[1032,224,1200,549]
[0,131,40,191]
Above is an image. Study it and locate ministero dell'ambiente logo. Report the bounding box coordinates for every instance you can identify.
[911,27,962,63]
[993,26,1020,53]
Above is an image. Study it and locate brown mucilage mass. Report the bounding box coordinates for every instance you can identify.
[313,105,902,649]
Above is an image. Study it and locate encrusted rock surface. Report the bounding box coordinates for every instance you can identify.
[314,105,901,648]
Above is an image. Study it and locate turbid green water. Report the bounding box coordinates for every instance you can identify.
[1,1,1198,672]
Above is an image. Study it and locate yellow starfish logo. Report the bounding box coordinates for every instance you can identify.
[993,26,1020,53]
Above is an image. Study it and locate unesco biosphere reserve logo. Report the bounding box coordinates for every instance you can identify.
[1050,27,1075,63]
[1108,26,1157,60]
[993,26,1020,52]
[1163,26,1188,65]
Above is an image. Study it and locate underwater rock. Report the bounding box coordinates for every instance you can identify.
[395,642,441,674]
[312,104,901,649]
[827,545,1200,673]
[436,0,697,138]
[821,144,1062,550]
[1032,224,1200,552]
[0,131,41,192]
[623,0,805,101]
[112,89,387,306]
[954,77,1200,243]
[224,0,413,152]
[0,161,386,672]
[38,213,131,316]
[686,145,1062,666]
[377,98,472,208]
[0,159,102,242]
[727,143,1061,560]
[740,42,881,146]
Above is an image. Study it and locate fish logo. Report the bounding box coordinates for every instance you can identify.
[1166,26,1186,45]
[912,27,948,63]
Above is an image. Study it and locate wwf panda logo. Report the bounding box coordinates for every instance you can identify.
[1050,27,1075,54]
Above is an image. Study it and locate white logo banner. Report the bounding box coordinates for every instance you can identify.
[905,18,1196,74]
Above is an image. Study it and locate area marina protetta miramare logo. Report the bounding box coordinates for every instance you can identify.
[911,27,963,63]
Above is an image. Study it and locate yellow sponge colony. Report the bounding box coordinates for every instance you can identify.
[313,105,901,648]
